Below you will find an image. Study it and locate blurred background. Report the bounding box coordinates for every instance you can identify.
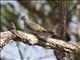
[0,0,80,60]
[0,0,80,41]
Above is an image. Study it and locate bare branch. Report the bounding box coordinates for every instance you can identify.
[0,30,80,53]
[0,31,13,47]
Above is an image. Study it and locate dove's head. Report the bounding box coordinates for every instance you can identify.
[21,15,32,26]
[21,15,29,21]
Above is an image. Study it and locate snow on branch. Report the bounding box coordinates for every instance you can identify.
[0,30,80,53]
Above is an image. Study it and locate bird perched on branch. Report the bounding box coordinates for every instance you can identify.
[21,15,59,39]
[21,16,50,33]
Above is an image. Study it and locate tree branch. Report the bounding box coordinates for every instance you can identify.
[0,30,80,53]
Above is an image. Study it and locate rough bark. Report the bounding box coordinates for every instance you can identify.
[0,30,80,53]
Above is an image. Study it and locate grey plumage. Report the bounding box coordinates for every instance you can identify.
[21,15,59,39]
[21,16,48,33]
